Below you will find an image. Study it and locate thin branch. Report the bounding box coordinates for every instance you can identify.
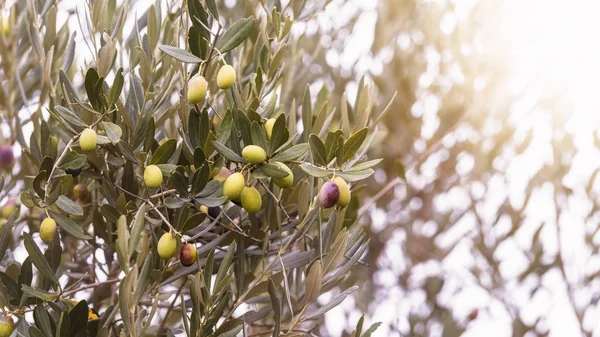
[259,179,290,220]
[149,189,177,199]
[158,281,186,333]
[115,185,181,238]
[61,279,119,297]
[44,137,76,204]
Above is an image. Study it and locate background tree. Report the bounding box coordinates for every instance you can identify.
[321,0,599,336]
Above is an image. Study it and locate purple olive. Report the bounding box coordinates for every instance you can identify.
[0,144,14,168]
[180,243,197,266]
[318,181,340,208]
[65,168,81,177]
[208,206,221,220]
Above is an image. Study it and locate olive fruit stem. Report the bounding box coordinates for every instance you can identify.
[43,137,75,205]
[202,25,222,76]
[258,179,290,220]
[115,185,183,239]
[43,110,113,206]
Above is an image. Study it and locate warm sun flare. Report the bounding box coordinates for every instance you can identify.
[500,0,600,111]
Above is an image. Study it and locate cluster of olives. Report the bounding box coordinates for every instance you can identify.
[157,232,198,267]
[318,177,351,209]
[187,64,236,104]
[221,145,294,215]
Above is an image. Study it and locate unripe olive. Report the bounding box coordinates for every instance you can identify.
[1,198,17,219]
[79,128,97,152]
[40,217,57,244]
[144,165,163,189]
[73,183,88,200]
[0,145,14,169]
[265,118,276,140]
[216,64,236,89]
[333,177,351,207]
[199,205,208,214]
[223,172,245,201]
[214,166,231,182]
[272,162,294,188]
[157,232,178,259]
[180,243,197,266]
[0,316,13,337]
[318,181,340,209]
[241,186,262,214]
[187,75,208,104]
[242,145,267,164]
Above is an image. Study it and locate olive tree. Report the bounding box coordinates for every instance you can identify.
[0,0,389,336]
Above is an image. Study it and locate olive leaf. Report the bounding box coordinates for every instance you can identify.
[159,45,202,63]
[217,17,255,53]
[23,233,59,286]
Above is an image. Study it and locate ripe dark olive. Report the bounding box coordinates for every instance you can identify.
[180,243,198,266]
[318,181,340,208]
[208,206,221,220]
[65,168,81,177]
[0,144,14,169]
[73,183,89,200]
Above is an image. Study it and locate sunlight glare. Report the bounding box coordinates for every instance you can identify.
[500,0,600,126]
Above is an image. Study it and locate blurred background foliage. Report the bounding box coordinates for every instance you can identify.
[290,0,600,336]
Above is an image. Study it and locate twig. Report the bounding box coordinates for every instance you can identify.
[158,282,186,333]
[149,189,178,199]
[115,185,181,238]
[202,26,222,76]
[258,179,290,220]
[44,137,76,205]
[248,328,310,337]
[554,192,590,336]
[61,279,119,297]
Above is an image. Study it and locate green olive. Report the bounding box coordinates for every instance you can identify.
[272,162,294,188]
[242,145,267,164]
[217,65,236,89]
[144,165,163,189]
[0,316,14,337]
[241,186,262,214]
[40,217,57,244]
[157,232,178,259]
[187,75,208,104]
[333,176,351,207]
[265,118,276,140]
[223,172,245,201]
[79,128,97,152]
